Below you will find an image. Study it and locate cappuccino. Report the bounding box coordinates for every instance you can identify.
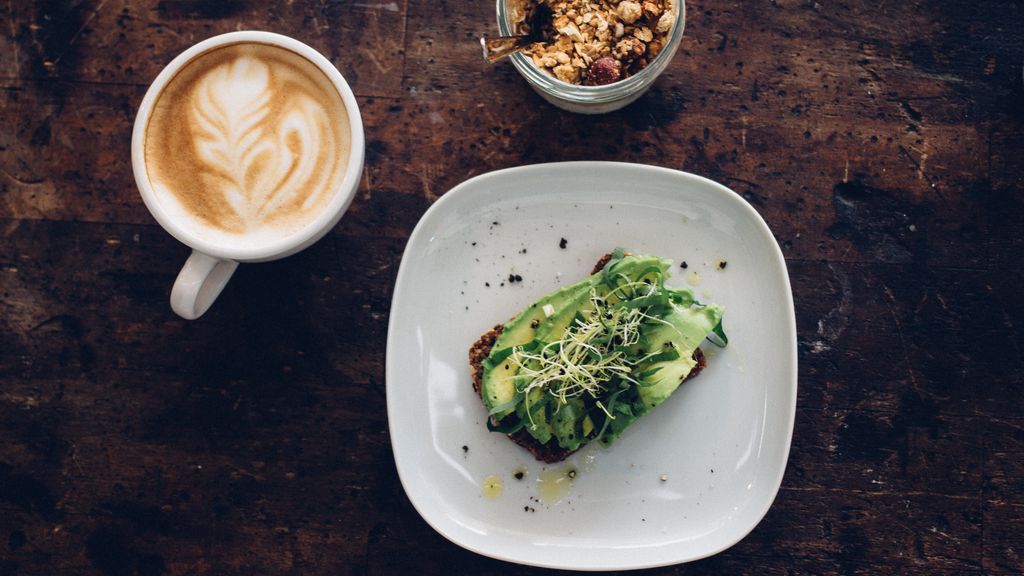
[143,42,351,248]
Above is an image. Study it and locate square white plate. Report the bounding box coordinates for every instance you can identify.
[386,162,796,570]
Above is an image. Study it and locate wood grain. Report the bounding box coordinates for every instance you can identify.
[1,0,1023,574]
[0,0,409,96]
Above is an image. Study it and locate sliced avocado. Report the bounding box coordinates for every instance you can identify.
[520,286,599,442]
[635,303,723,409]
[481,279,594,418]
[535,285,595,342]
[483,253,675,435]
[479,251,726,454]
[550,397,586,451]
[599,254,671,305]
[518,387,552,444]
[597,299,723,446]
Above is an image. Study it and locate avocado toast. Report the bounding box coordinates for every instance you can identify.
[469,250,727,463]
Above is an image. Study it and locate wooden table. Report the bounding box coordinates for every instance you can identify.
[2,1,1022,574]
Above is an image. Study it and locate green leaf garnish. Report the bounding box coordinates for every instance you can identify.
[708,318,729,347]
[486,252,728,448]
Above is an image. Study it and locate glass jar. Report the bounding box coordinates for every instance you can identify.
[495,0,686,114]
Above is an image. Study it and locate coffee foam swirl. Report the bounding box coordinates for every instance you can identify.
[145,43,350,241]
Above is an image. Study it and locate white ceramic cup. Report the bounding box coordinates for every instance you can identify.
[132,31,364,320]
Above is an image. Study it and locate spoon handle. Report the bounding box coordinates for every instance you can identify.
[480,35,537,63]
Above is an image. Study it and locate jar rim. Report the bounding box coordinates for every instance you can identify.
[495,0,686,103]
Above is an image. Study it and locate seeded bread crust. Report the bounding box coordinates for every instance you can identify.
[469,253,707,463]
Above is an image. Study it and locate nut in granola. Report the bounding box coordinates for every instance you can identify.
[587,56,622,85]
[614,36,646,62]
[616,1,642,24]
[513,0,676,86]
[642,2,661,20]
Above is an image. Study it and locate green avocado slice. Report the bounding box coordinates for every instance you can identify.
[479,251,727,452]
[635,303,723,408]
[481,280,595,419]
[520,288,600,446]
[594,301,723,446]
[499,253,667,441]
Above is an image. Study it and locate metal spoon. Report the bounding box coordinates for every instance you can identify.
[480,4,553,63]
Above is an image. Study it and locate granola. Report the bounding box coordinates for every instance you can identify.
[511,0,676,86]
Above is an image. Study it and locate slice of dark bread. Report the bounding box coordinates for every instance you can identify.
[469,254,707,463]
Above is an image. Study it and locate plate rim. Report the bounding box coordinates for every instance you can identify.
[385,161,798,570]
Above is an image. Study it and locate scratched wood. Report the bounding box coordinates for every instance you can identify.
[2,0,1023,574]
[0,0,409,96]
[0,75,1002,268]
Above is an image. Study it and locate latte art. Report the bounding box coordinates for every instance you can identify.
[145,43,350,241]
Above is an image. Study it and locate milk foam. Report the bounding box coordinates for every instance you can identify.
[144,43,350,250]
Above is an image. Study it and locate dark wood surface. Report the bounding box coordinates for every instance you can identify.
[2,1,1022,574]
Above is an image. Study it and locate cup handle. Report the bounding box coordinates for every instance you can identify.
[170,251,239,320]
